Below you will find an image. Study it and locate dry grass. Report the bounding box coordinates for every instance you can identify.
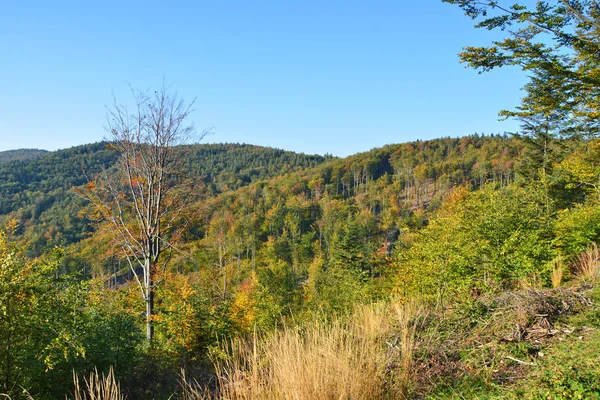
[204,299,421,400]
[551,257,564,288]
[573,243,600,282]
[72,368,124,400]
[179,370,213,400]
[517,273,543,290]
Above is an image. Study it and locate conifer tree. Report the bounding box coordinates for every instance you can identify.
[445,0,600,137]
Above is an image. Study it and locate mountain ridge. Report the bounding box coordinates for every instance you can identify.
[0,148,49,163]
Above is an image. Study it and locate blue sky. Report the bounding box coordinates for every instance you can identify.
[1,1,528,157]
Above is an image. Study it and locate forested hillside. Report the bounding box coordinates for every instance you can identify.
[46,134,520,280]
[0,142,332,256]
[2,129,600,398]
[0,143,119,254]
[2,0,600,397]
[0,149,48,163]
[68,133,530,337]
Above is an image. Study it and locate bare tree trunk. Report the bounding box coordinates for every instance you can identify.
[144,256,155,343]
[146,288,154,342]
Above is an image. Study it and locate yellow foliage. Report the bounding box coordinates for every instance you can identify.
[230,274,258,333]
[559,141,600,192]
[154,271,203,353]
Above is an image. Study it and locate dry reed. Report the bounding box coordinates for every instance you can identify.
[179,370,212,400]
[551,257,564,288]
[208,299,420,400]
[573,243,600,282]
[71,367,124,400]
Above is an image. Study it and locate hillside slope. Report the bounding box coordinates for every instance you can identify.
[7,133,600,399]
[0,148,48,163]
[0,142,333,255]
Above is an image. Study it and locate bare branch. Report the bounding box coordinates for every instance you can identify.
[78,82,203,342]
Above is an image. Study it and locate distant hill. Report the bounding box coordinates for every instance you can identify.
[0,149,48,163]
[186,143,334,194]
[0,142,333,255]
[0,135,524,258]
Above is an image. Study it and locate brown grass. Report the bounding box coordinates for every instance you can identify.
[204,299,421,400]
[179,370,213,400]
[72,368,124,400]
[551,257,564,288]
[573,243,600,282]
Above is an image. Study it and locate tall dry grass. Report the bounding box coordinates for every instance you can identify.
[207,299,421,400]
[551,257,564,288]
[72,368,124,400]
[179,370,212,400]
[573,243,600,282]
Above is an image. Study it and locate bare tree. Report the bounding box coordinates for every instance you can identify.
[78,84,207,342]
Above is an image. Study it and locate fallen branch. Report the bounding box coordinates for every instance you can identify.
[505,356,537,366]
[495,374,540,381]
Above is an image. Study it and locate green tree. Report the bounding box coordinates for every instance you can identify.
[398,185,554,304]
[444,0,600,137]
[0,233,80,398]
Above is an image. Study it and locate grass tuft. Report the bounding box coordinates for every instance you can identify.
[551,257,564,288]
[203,299,421,400]
[71,368,124,400]
[573,243,600,282]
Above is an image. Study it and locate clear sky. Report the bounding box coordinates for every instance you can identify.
[1,1,528,157]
